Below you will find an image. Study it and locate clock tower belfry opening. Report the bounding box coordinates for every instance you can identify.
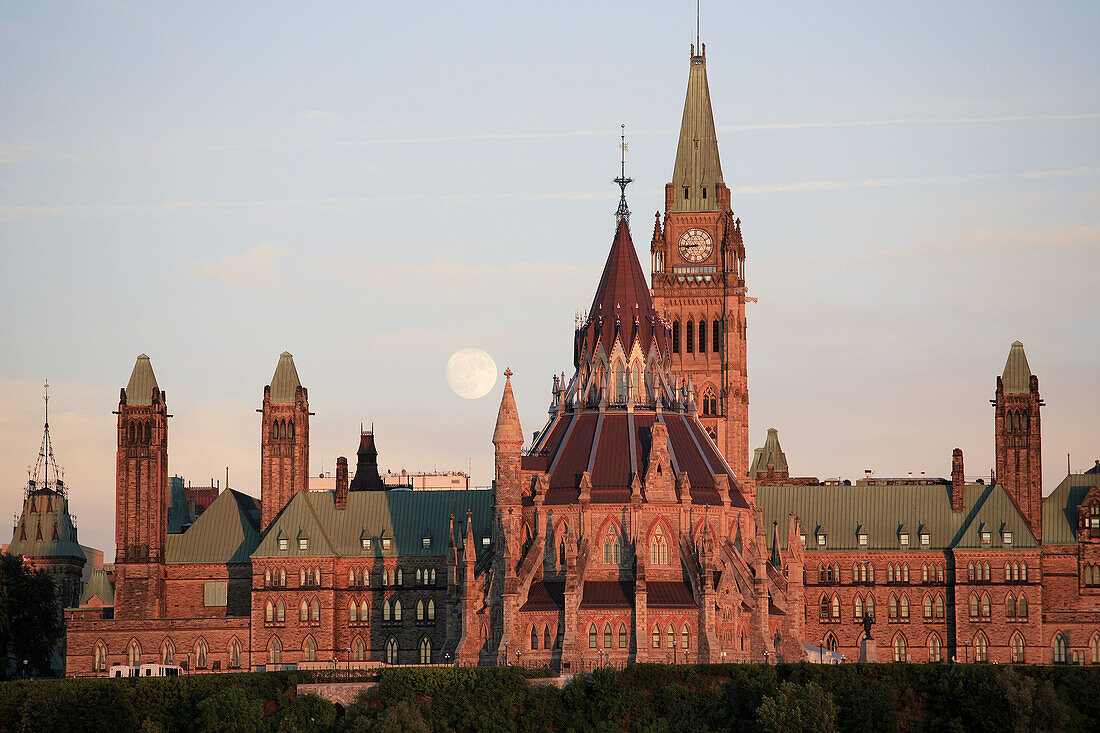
[650,43,749,478]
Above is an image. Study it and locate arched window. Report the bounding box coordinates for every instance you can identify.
[1006,594,1016,618]
[195,638,208,669]
[352,636,366,661]
[430,569,436,585]
[531,625,539,650]
[161,639,174,665]
[288,420,294,439]
[383,598,391,622]
[698,319,706,353]
[416,599,424,621]
[928,633,942,662]
[630,361,643,400]
[265,600,274,623]
[893,633,907,662]
[672,320,681,353]
[855,594,864,619]
[589,625,597,649]
[279,569,286,586]
[385,637,398,664]
[612,361,627,403]
[277,600,285,622]
[428,599,435,621]
[1004,562,1011,581]
[702,388,717,416]
[935,594,944,618]
[866,594,875,618]
[361,599,369,621]
[686,320,694,353]
[712,318,721,353]
[383,569,390,586]
[923,595,933,619]
[299,600,308,622]
[981,593,991,617]
[666,624,675,649]
[889,595,898,619]
[1091,633,1100,664]
[651,528,668,565]
[349,600,358,622]
[546,625,553,650]
[300,568,307,586]
[94,641,108,672]
[266,569,272,587]
[619,623,628,649]
[969,594,979,618]
[983,563,990,581]
[901,595,910,619]
[604,624,613,648]
[393,598,402,621]
[268,636,282,665]
[1021,563,1028,581]
[652,625,661,648]
[419,636,431,664]
[681,625,690,650]
[974,632,989,662]
[415,568,422,585]
[922,564,929,583]
[229,638,241,669]
[315,568,321,586]
[820,595,830,619]
[1053,633,1068,663]
[968,562,975,581]
[824,633,838,651]
[831,594,840,619]
[396,569,403,586]
[604,531,622,564]
[1012,632,1026,663]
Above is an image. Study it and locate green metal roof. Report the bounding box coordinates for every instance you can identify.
[1001,341,1032,394]
[253,489,494,559]
[165,489,261,564]
[269,352,302,404]
[78,567,114,607]
[758,480,1037,552]
[6,490,86,561]
[749,428,789,479]
[124,354,159,405]
[1042,472,1100,545]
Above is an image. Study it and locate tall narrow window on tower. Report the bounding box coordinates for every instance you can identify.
[672,321,680,353]
[698,320,706,353]
[686,321,694,353]
[712,318,721,352]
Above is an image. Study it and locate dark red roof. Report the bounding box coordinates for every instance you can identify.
[592,414,631,499]
[580,580,635,608]
[520,582,565,612]
[575,218,668,365]
[648,581,696,608]
[548,413,598,497]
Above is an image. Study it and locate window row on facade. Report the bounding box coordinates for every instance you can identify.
[264,634,433,666]
[262,565,440,589]
[92,636,243,672]
[670,318,722,355]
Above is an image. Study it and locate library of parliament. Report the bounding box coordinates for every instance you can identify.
[9,42,1100,675]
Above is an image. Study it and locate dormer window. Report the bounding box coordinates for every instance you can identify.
[482,536,491,547]
[701,187,707,200]
[298,537,309,552]
[422,537,431,550]
[920,532,930,546]
[899,532,910,547]
[816,532,827,548]
[278,538,288,552]
[683,187,689,200]
[980,530,991,544]
[858,532,868,547]
[799,532,807,546]
[361,537,371,550]
[1003,531,1013,545]
[382,538,391,551]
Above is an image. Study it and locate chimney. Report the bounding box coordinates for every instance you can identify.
[335,456,349,509]
[951,448,965,512]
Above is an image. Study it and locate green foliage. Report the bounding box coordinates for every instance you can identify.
[0,554,63,679]
[274,693,336,733]
[194,686,264,733]
[756,680,837,733]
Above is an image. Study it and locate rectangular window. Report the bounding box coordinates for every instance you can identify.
[920,533,930,546]
[1003,532,1013,545]
[362,538,371,550]
[683,187,689,200]
[203,581,227,607]
[422,537,431,550]
[980,531,991,544]
[299,538,309,551]
[278,538,288,552]
[900,533,909,546]
[858,533,868,546]
[382,538,392,550]
[817,534,827,547]
[701,187,707,200]
[482,537,491,547]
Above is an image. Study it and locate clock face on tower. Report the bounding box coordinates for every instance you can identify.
[678,228,713,262]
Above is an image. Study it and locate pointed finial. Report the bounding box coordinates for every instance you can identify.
[614,124,633,224]
[504,368,513,380]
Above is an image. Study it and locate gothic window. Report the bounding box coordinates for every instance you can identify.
[266,569,272,587]
[889,595,898,619]
[1018,594,1028,618]
[893,633,907,662]
[936,565,944,583]
[630,361,643,400]
[923,595,933,619]
[396,568,403,586]
[315,568,321,585]
[280,569,286,586]
[128,639,142,667]
[161,639,175,665]
[902,565,910,583]
[1011,632,1026,663]
[866,595,875,618]
[419,636,431,664]
[276,600,285,622]
[980,593,991,617]
[349,600,358,622]
[589,625,597,649]
[967,562,975,581]
[935,594,944,618]
[383,569,389,586]
[394,599,402,621]
[901,595,910,619]
[299,600,308,622]
[868,565,875,583]
[681,625,690,650]
[545,625,553,650]
[613,362,628,403]
[969,594,979,618]
[928,633,942,663]
[417,599,425,621]
[982,563,991,581]
[129,423,136,443]
[361,599,369,621]
[604,531,622,565]
[1091,633,1100,664]
[672,321,681,354]
[974,632,989,662]
[652,625,661,648]
[855,594,864,619]
[686,320,694,353]
[288,420,294,439]
[666,624,675,649]
[712,318,721,353]
[698,319,706,353]
[229,638,241,669]
[383,599,391,622]
[831,594,840,619]
[268,636,282,665]
[386,637,398,664]
[820,595,830,619]
[94,641,108,672]
[1021,563,1028,581]
[702,388,717,416]
[300,568,307,586]
[428,599,435,621]
[430,568,436,585]
[824,633,838,651]
[195,639,208,669]
[1006,594,1016,618]
[619,623,628,649]
[1053,632,1068,663]
[604,624,613,648]
[352,636,366,661]
[650,528,668,565]
[683,186,689,200]
[265,600,274,623]
[531,626,538,650]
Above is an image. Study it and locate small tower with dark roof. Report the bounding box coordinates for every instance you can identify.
[349,430,385,490]
[493,368,523,507]
[994,341,1043,541]
[260,351,310,530]
[113,354,169,619]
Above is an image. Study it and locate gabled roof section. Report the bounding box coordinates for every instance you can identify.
[125,354,158,405]
[269,351,302,403]
[750,428,789,478]
[671,49,723,213]
[165,489,261,564]
[252,489,493,559]
[1001,341,1032,394]
[1043,471,1100,544]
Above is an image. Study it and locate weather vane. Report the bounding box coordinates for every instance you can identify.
[614,123,632,224]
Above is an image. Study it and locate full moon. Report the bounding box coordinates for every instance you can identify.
[445,348,498,400]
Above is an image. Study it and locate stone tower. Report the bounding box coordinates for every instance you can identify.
[113,354,169,619]
[492,368,523,508]
[994,341,1043,541]
[260,351,310,530]
[650,44,749,477]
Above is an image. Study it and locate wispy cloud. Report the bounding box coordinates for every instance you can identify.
[188,241,292,291]
[720,112,1100,133]
[731,166,1100,194]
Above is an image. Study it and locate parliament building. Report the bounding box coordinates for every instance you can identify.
[11,43,1098,675]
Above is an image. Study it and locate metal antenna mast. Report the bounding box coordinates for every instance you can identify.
[614,124,633,224]
[30,380,64,498]
[697,0,700,51]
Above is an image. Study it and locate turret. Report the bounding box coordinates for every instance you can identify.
[493,369,523,507]
[994,341,1043,541]
[260,351,310,530]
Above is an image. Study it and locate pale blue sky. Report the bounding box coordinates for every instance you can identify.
[2,1,1097,554]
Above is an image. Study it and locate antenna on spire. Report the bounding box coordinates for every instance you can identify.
[697,0,700,51]
[614,124,633,225]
